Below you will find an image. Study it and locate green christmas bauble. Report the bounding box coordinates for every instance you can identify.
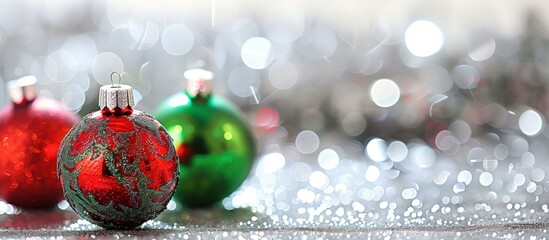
[156,83,255,208]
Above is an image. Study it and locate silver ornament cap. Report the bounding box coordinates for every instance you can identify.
[8,75,37,105]
[185,68,214,97]
[99,84,134,110]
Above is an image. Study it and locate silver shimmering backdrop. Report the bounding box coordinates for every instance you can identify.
[2,0,549,239]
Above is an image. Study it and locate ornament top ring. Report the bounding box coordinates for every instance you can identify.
[110,72,122,87]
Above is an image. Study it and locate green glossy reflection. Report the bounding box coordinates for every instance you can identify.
[156,92,256,208]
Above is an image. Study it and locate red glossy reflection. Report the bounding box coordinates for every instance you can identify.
[0,98,79,209]
[254,107,280,131]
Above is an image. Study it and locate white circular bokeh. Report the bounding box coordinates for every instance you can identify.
[162,24,194,56]
[405,20,444,57]
[519,109,544,136]
[370,79,400,108]
[241,37,273,70]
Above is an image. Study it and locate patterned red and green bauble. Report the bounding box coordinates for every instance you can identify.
[57,80,179,229]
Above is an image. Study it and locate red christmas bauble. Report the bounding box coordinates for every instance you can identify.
[0,96,79,209]
[57,84,179,229]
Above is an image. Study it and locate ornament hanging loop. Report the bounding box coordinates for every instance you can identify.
[110,72,122,88]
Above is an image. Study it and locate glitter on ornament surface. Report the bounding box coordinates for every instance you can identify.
[57,83,179,230]
[57,108,179,229]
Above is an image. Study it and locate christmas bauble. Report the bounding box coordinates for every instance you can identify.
[156,69,255,208]
[0,76,79,209]
[57,81,179,229]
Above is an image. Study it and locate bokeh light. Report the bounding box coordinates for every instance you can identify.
[405,20,444,57]
[412,145,435,168]
[263,9,304,44]
[256,152,286,175]
[253,107,280,131]
[162,24,194,56]
[341,112,367,136]
[451,65,480,89]
[296,130,320,154]
[269,60,298,90]
[130,21,159,50]
[370,79,400,108]
[298,26,337,60]
[469,39,496,61]
[227,67,261,98]
[519,109,544,136]
[318,148,340,170]
[366,138,387,162]
[92,52,124,85]
[387,141,407,162]
[241,37,273,70]
[365,166,380,182]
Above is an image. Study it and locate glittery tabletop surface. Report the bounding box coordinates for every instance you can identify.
[2,135,549,240]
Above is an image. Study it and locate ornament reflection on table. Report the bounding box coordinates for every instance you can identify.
[0,76,79,209]
[57,73,179,229]
[156,68,256,208]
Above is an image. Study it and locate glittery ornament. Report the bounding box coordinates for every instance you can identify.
[156,69,256,208]
[0,76,79,209]
[57,74,179,229]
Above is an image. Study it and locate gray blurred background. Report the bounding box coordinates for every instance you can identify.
[1,1,548,146]
[1,0,549,179]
